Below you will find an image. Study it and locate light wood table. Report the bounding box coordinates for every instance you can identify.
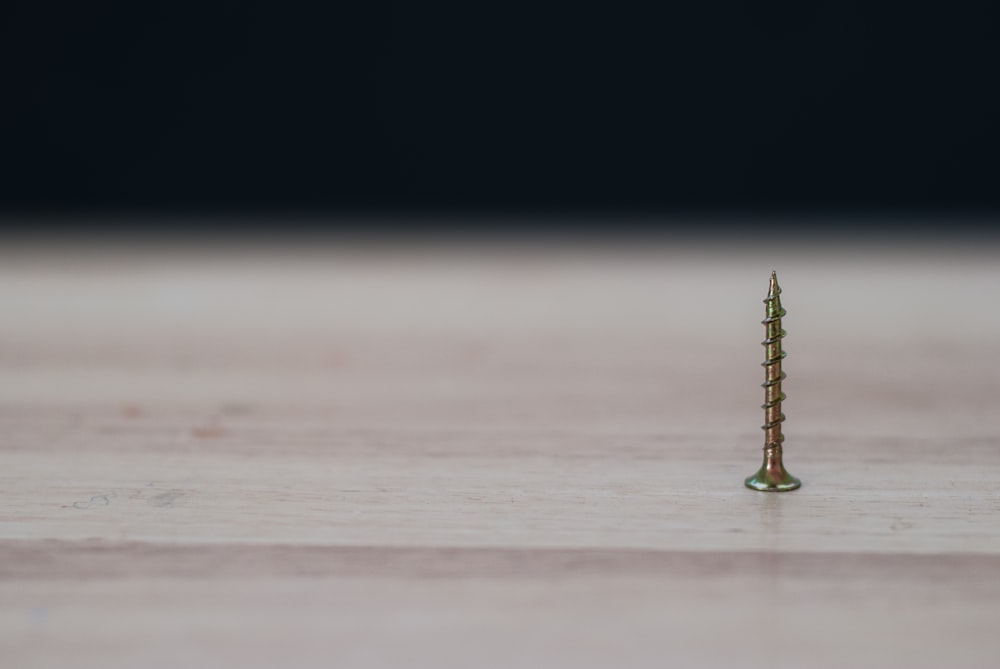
[3,239,999,668]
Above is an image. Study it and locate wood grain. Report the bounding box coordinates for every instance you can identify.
[2,241,1000,668]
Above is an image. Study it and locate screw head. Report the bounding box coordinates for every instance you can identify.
[744,444,801,492]
[744,468,801,492]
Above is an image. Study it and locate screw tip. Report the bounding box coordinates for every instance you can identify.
[768,271,780,296]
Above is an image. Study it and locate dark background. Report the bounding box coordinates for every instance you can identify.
[1,2,998,232]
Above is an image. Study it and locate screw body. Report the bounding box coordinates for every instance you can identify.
[745,272,801,492]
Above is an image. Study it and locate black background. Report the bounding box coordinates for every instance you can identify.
[2,2,998,232]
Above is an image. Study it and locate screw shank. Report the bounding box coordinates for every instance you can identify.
[761,286,786,448]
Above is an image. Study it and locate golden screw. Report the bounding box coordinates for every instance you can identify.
[745,271,801,491]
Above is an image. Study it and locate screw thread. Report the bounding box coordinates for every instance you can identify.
[761,271,787,449]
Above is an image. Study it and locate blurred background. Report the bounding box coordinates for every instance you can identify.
[1,2,998,236]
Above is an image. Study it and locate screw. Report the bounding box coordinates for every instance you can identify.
[745,271,801,491]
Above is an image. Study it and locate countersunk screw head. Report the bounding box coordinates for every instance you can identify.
[745,444,801,491]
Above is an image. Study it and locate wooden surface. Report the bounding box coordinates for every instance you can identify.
[3,240,1000,668]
